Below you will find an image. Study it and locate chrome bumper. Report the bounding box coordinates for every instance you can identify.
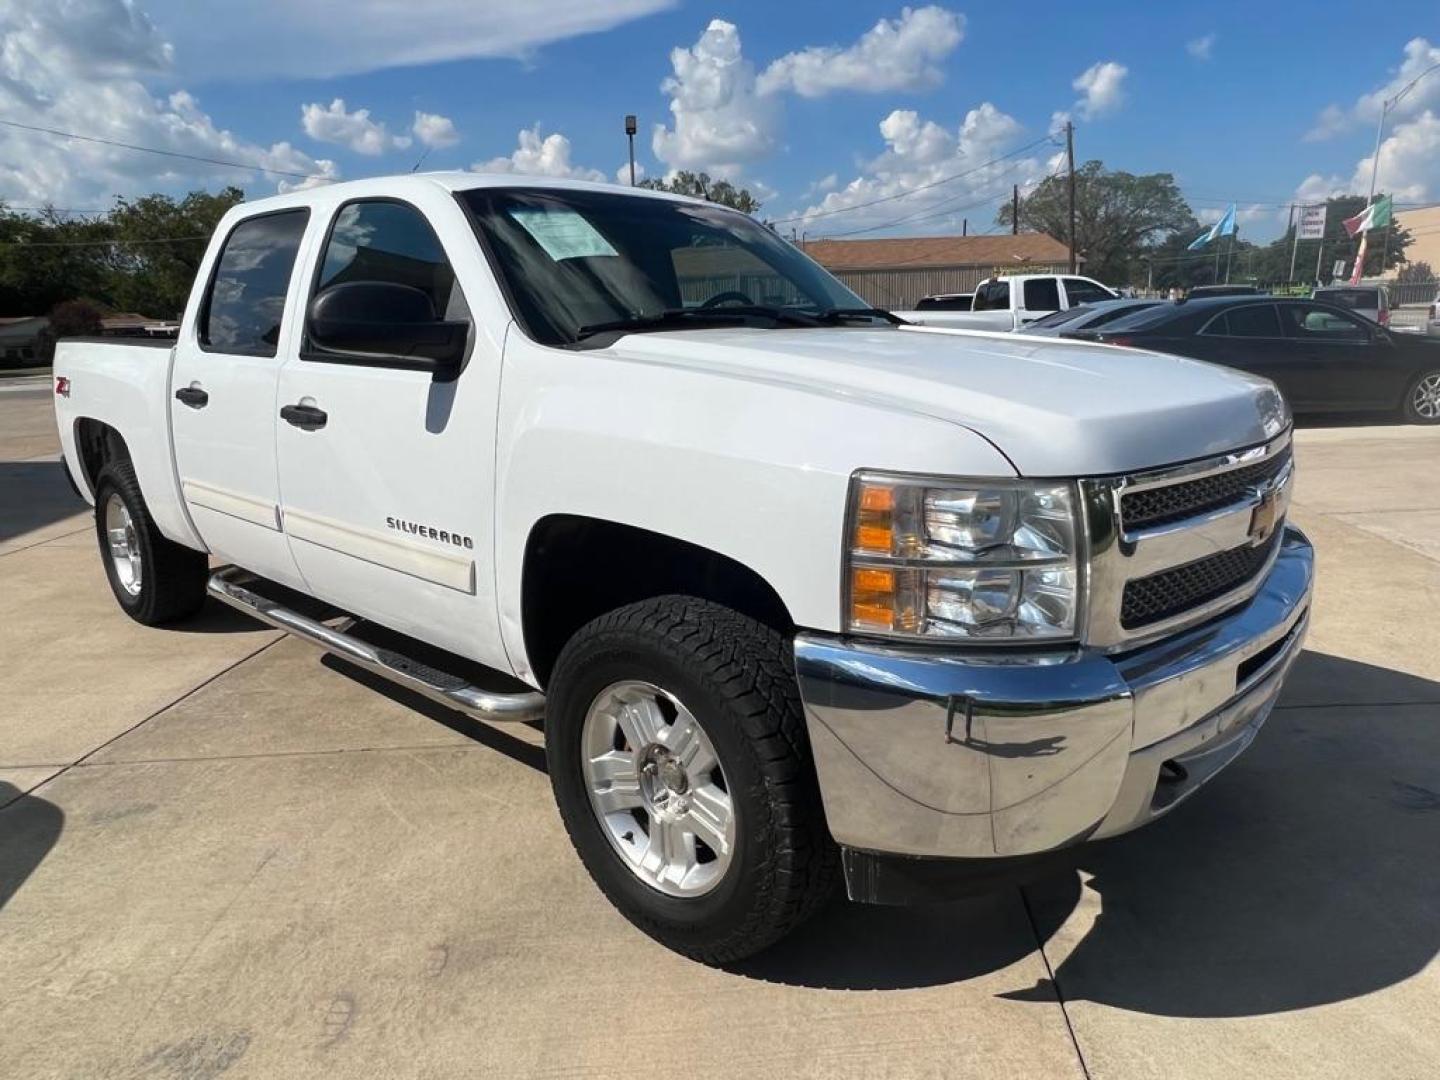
[794,526,1313,861]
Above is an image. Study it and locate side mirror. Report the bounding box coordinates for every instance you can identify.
[308,281,468,379]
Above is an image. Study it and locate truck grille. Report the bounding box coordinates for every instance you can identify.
[1121,445,1292,531]
[1121,531,1282,630]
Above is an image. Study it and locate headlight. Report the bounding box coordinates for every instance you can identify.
[845,473,1081,640]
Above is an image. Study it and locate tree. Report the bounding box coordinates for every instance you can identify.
[105,187,244,317]
[997,161,1194,285]
[1396,261,1433,284]
[35,298,105,363]
[638,171,761,213]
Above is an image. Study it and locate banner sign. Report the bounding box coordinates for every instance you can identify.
[1297,204,1327,240]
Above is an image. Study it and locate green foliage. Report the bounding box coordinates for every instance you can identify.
[1395,260,1433,283]
[0,186,244,319]
[638,171,761,213]
[997,161,1196,285]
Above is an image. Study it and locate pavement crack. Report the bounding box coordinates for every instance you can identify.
[1019,884,1093,1080]
[75,742,482,768]
[0,525,91,558]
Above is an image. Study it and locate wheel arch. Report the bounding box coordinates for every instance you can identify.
[520,514,795,689]
[72,417,133,499]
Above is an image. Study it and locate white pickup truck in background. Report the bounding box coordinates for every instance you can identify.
[54,174,1311,962]
[896,272,1117,329]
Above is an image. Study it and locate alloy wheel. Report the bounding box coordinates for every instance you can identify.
[104,493,143,597]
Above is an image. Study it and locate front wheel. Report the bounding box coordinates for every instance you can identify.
[1403,370,1440,424]
[546,596,838,963]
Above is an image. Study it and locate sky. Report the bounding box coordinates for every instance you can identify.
[2,1,1438,244]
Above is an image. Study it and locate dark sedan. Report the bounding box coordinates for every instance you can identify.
[1068,296,1440,423]
[1017,298,1162,336]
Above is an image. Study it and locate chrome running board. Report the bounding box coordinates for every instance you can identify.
[207,567,546,723]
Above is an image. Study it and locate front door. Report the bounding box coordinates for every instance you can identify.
[1277,302,1395,410]
[169,208,311,589]
[274,194,503,665]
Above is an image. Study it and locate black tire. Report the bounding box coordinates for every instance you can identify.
[93,459,209,625]
[1401,369,1440,424]
[546,596,838,963]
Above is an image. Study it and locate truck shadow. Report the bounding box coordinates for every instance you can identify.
[739,651,1440,1018]
[0,782,65,914]
[0,460,85,544]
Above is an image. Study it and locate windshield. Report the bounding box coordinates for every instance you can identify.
[460,186,870,346]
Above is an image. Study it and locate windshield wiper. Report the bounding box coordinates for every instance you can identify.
[574,305,827,342]
[812,307,907,326]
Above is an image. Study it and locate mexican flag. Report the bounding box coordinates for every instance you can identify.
[1343,194,1393,236]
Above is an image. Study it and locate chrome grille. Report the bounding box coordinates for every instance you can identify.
[1121,531,1282,629]
[1081,430,1293,649]
[1121,445,1292,530]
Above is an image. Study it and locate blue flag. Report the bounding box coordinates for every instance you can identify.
[1187,203,1237,250]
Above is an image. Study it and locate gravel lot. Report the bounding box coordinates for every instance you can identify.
[3,386,1439,1079]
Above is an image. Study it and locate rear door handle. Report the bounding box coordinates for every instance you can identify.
[174,386,209,409]
[280,403,328,430]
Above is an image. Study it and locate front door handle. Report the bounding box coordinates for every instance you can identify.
[174,386,209,409]
[280,403,328,430]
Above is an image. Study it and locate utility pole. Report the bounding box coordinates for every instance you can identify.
[624,114,637,187]
[962,218,967,236]
[1012,184,1019,235]
[1065,121,1076,273]
[1286,203,1299,283]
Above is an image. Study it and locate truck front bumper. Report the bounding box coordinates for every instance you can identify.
[794,526,1313,900]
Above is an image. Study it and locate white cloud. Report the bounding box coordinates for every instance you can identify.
[301,99,411,155]
[1187,34,1216,61]
[412,111,460,149]
[756,6,964,98]
[0,0,337,204]
[141,0,676,80]
[651,19,779,178]
[615,161,646,184]
[1072,61,1127,120]
[1297,110,1440,203]
[788,103,1045,236]
[1307,37,1440,140]
[474,126,606,182]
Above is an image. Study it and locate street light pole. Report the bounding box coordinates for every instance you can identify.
[624,114,638,187]
[1367,60,1440,203]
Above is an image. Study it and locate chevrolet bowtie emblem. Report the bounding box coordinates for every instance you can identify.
[1248,485,1281,547]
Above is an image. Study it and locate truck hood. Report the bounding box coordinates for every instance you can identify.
[600,324,1289,477]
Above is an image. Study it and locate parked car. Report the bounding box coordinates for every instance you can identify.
[1017,298,1163,336]
[1312,284,1390,327]
[1187,284,1261,299]
[53,174,1313,961]
[912,292,973,311]
[1075,296,1440,422]
[894,273,1116,329]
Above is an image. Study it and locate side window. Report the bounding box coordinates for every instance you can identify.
[314,200,466,323]
[1023,278,1060,311]
[200,210,309,356]
[1063,278,1112,306]
[1224,304,1282,338]
[973,281,1010,311]
[1280,303,1370,343]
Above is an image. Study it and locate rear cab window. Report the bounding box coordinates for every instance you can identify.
[971,281,1011,311]
[1022,278,1060,312]
[1314,288,1384,311]
[199,209,310,356]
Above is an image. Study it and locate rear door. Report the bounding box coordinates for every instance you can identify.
[169,208,310,588]
[274,192,505,665]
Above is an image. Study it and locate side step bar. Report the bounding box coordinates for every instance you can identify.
[207,567,546,723]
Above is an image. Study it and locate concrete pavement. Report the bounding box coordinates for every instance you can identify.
[2,388,1438,1079]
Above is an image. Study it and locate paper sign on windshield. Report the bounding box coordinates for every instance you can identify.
[508,208,618,261]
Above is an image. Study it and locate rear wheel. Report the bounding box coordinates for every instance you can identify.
[546,596,838,963]
[1403,370,1440,424]
[93,460,209,625]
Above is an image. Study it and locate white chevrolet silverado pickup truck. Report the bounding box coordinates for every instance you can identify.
[896,272,1117,329]
[54,174,1312,963]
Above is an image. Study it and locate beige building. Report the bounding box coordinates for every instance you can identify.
[1390,205,1440,279]
[802,233,1075,310]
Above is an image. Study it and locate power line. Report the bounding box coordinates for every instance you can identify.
[0,117,330,182]
[771,133,1060,226]
[0,235,209,249]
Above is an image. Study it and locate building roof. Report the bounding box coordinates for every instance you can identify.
[803,233,1073,271]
